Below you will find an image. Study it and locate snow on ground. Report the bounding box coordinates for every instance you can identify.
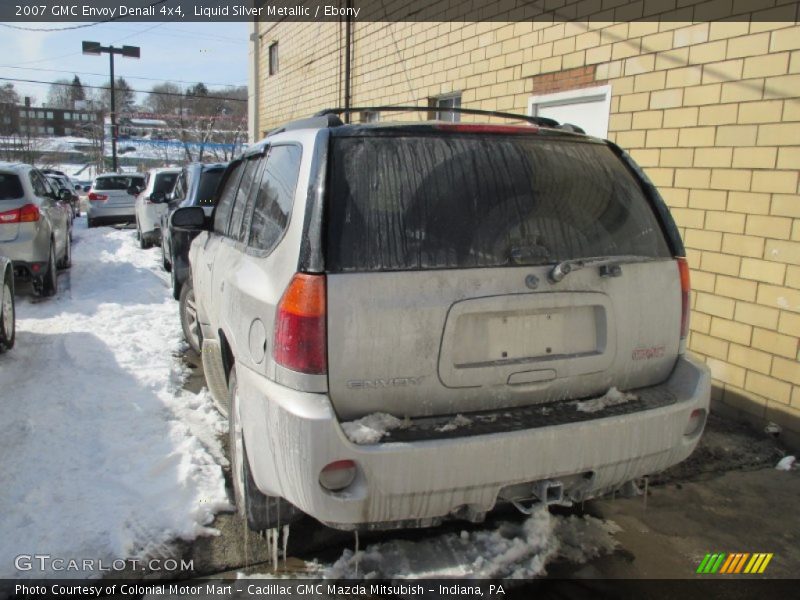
[320,506,620,578]
[240,505,619,579]
[0,219,230,578]
[575,387,638,414]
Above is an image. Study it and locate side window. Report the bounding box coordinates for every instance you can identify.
[29,171,48,197]
[173,172,187,201]
[227,156,264,242]
[213,161,245,236]
[248,145,302,253]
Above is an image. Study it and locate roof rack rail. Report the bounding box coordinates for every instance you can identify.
[313,106,560,128]
[266,113,344,136]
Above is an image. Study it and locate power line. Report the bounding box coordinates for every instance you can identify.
[5,22,169,67]
[0,76,247,102]
[0,64,247,88]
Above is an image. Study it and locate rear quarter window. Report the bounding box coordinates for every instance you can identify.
[327,134,672,272]
[0,173,24,200]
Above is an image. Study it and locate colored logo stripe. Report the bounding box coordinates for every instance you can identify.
[699,553,773,574]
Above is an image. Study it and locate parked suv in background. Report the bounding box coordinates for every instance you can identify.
[87,173,144,228]
[43,170,80,217]
[0,162,72,296]
[174,108,710,533]
[161,162,227,299]
[134,168,180,249]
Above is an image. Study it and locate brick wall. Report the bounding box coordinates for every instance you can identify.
[254,12,800,446]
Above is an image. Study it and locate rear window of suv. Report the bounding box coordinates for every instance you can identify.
[95,176,144,191]
[0,173,24,200]
[326,133,671,273]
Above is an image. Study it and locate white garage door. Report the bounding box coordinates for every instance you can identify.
[528,85,612,139]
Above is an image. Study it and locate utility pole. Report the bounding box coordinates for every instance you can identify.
[82,41,140,172]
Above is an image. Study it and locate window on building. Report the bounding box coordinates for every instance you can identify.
[269,42,279,76]
[432,94,462,122]
[528,85,611,139]
[361,111,379,123]
[46,111,53,119]
[64,113,72,120]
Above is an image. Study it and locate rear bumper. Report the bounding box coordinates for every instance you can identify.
[238,355,710,529]
[88,204,135,222]
[1,229,49,265]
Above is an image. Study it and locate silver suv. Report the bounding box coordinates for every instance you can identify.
[0,162,72,296]
[174,108,710,533]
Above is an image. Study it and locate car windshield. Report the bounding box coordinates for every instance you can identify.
[95,176,144,191]
[153,172,179,195]
[195,168,225,206]
[0,173,24,200]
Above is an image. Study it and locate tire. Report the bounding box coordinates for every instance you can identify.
[0,268,15,352]
[40,243,57,297]
[87,216,95,228]
[179,283,201,353]
[229,368,303,532]
[59,235,72,270]
[161,242,171,273]
[170,261,181,301]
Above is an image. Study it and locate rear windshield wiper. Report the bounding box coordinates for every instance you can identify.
[548,255,658,283]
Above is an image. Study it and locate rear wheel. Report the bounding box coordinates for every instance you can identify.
[179,283,201,353]
[59,236,72,270]
[40,244,57,297]
[0,268,15,352]
[229,368,303,532]
[87,216,95,228]
[170,260,181,300]
[161,241,171,272]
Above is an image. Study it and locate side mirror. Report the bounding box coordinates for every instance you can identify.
[127,186,141,196]
[83,185,91,192]
[172,206,207,230]
[58,189,72,202]
[150,191,166,203]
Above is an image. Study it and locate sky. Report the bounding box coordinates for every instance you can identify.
[0,20,249,107]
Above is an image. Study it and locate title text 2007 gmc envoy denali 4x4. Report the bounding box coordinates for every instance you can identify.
[172,107,710,532]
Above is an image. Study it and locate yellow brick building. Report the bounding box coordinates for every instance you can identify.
[249,3,800,446]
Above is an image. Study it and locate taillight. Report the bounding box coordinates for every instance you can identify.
[677,257,691,342]
[273,273,327,374]
[0,208,17,223]
[19,203,40,222]
[0,203,39,223]
[88,192,108,201]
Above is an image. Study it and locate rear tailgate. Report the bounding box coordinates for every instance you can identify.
[325,130,681,420]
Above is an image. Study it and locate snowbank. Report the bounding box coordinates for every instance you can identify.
[0,220,230,578]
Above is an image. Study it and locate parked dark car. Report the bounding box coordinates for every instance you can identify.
[160,162,226,299]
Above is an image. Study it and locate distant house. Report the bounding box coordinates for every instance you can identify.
[250,3,800,447]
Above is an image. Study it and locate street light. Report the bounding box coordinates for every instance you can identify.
[82,41,140,171]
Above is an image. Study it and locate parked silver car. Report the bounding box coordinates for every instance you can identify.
[134,167,180,249]
[0,162,72,296]
[86,173,145,228]
[0,254,14,352]
[175,108,710,533]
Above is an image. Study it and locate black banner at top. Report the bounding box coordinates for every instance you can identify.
[1,0,798,23]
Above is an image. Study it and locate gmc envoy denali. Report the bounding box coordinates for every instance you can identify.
[172,107,710,532]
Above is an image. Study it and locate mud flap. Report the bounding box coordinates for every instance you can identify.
[202,339,230,416]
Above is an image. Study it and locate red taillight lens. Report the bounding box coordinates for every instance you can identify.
[0,208,18,223]
[273,273,327,374]
[319,460,356,491]
[19,203,40,222]
[0,204,39,224]
[677,257,691,341]
[88,192,108,201]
